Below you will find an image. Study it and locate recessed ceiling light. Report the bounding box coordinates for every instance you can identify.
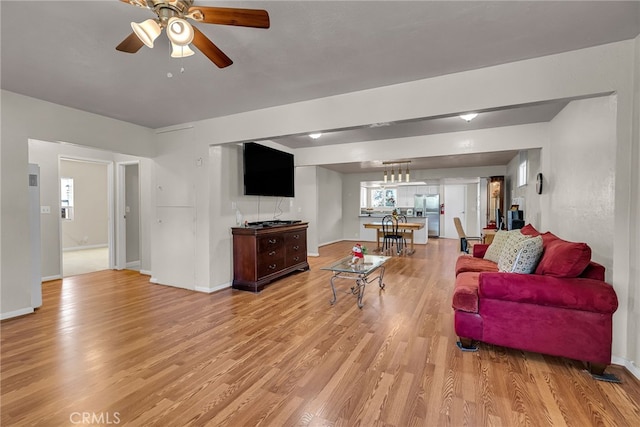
[459,113,479,122]
[369,122,393,128]
[309,132,323,139]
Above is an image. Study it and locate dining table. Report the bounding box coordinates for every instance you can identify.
[363,221,425,255]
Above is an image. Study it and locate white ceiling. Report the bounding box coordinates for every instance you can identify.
[2,1,639,172]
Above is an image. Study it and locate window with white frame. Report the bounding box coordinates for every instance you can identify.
[61,177,74,220]
[518,151,528,187]
[371,188,397,207]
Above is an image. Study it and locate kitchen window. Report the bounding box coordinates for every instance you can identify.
[371,188,397,207]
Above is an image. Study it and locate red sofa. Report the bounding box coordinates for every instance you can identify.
[452,224,618,375]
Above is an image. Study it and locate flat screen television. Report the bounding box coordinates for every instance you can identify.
[243,142,295,197]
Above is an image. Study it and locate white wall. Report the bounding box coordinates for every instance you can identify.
[545,97,617,269]
[631,34,640,377]
[317,167,343,246]
[505,148,542,228]
[60,160,108,250]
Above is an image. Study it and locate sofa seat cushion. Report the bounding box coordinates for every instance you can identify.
[535,232,592,278]
[453,272,481,313]
[478,272,618,314]
[455,255,498,276]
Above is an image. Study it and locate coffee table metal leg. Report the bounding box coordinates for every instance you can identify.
[329,274,338,305]
[378,266,386,289]
[356,278,365,309]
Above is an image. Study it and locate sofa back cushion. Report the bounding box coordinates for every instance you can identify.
[519,223,540,236]
[483,229,521,263]
[535,232,592,277]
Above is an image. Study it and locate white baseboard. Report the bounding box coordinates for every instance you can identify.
[42,275,62,282]
[63,244,108,252]
[195,282,231,293]
[612,356,640,380]
[140,270,152,276]
[1,307,34,320]
[319,238,344,247]
[149,277,158,284]
[126,261,141,270]
[308,252,320,257]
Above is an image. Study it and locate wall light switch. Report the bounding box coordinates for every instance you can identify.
[231,202,237,210]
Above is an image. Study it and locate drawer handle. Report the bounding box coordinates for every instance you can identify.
[268,239,277,244]
[268,264,277,270]
[293,256,299,262]
[292,234,300,239]
[268,251,276,256]
[293,245,299,250]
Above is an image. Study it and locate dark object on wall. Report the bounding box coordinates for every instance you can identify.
[536,172,544,194]
[243,142,295,197]
[507,210,524,230]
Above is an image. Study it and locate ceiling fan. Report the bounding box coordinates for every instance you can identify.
[116,0,270,68]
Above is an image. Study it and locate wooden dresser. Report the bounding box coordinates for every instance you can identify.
[232,222,309,292]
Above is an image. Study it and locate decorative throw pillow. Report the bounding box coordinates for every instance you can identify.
[519,223,540,237]
[484,229,520,263]
[497,231,531,272]
[510,235,544,273]
[534,237,592,277]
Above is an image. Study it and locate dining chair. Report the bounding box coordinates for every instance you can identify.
[453,217,482,253]
[382,215,405,255]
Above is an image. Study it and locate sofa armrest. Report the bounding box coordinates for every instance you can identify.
[473,244,489,258]
[478,272,618,314]
[581,261,605,281]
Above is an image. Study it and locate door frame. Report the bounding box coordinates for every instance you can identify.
[58,156,115,274]
[116,161,140,270]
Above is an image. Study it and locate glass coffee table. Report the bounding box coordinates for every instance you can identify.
[321,255,390,308]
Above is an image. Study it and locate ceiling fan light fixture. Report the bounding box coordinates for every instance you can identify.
[308,132,322,139]
[131,19,161,48]
[167,17,194,46]
[170,42,195,58]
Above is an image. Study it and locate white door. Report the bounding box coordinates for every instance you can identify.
[443,185,466,239]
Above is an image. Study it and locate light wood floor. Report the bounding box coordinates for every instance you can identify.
[2,239,639,426]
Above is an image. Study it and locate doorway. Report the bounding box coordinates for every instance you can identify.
[443,182,480,240]
[60,158,112,277]
[116,162,141,270]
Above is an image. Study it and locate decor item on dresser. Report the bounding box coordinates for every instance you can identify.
[232,221,309,292]
[452,224,619,380]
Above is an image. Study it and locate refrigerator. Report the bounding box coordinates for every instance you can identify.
[414,194,440,237]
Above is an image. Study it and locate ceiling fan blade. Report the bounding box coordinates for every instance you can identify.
[188,6,270,28]
[116,32,145,53]
[192,26,233,68]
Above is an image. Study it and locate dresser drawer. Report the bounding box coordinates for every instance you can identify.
[285,230,306,266]
[257,254,285,278]
[258,235,283,253]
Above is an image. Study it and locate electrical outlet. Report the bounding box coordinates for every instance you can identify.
[40,206,51,214]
